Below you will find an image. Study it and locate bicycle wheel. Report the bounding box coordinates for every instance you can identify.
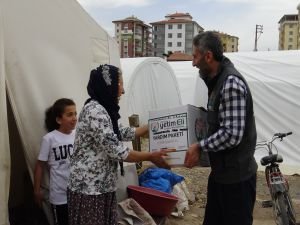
[273,192,289,225]
[283,192,296,225]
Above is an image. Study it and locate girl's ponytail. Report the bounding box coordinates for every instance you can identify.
[45,106,56,132]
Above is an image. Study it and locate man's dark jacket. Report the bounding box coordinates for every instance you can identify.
[205,57,257,184]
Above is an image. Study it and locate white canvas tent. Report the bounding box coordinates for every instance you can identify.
[168,61,208,107]
[120,57,182,125]
[168,50,300,175]
[0,7,10,224]
[0,0,120,224]
[226,51,300,175]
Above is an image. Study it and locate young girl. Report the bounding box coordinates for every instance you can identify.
[34,98,77,225]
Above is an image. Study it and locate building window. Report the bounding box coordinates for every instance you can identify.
[168,33,172,38]
[123,40,128,48]
[168,24,173,29]
[289,24,293,28]
[289,31,293,35]
[232,38,235,42]
[154,26,157,31]
[154,52,157,56]
[154,35,157,40]
[154,43,157,48]
[288,45,293,50]
[289,38,293,42]
[177,33,182,38]
[168,42,172,47]
[177,42,182,47]
[178,24,182,29]
[117,29,119,33]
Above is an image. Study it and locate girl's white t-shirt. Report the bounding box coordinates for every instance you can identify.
[38,129,75,205]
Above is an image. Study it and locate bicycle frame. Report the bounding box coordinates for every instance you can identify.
[257,132,296,225]
[265,164,288,196]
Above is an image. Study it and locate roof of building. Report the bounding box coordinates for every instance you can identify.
[150,12,203,30]
[112,16,151,27]
[165,12,192,19]
[167,52,193,61]
[150,18,194,24]
[212,31,239,39]
[150,19,204,30]
[278,14,298,23]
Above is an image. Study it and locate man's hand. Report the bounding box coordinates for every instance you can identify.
[184,143,201,168]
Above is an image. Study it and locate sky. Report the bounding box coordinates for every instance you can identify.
[77,0,300,52]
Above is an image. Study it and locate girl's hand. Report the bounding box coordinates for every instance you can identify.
[34,189,43,207]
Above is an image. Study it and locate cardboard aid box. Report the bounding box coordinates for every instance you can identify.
[149,104,208,166]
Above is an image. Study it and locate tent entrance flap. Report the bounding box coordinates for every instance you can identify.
[7,97,49,225]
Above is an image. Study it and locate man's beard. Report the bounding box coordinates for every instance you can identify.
[199,69,208,80]
[198,59,211,84]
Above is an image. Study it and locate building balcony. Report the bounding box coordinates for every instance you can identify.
[121,33,133,40]
[134,34,142,40]
[135,30,143,35]
[121,29,133,34]
[134,43,142,49]
[135,47,142,52]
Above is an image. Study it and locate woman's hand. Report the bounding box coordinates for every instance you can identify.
[150,148,175,169]
[135,124,149,138]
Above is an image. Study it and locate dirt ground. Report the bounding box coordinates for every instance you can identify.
[165,167,300,225]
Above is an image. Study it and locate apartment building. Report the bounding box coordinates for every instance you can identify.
[214,31,239,52]
[113,16,152,58]
[150,13,204,57]
[278,4,300,50]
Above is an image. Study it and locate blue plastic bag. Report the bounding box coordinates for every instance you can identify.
[139,168,184,193]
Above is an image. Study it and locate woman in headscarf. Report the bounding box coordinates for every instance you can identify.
[68,64,173,225]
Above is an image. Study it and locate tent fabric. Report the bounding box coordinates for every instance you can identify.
[225,51,300,175]
[168,61,208,108]
[119,57,182,125]
[168,50,300,175]
[0,7,10,225]
[3,0,120,178]
[1,0,120,224]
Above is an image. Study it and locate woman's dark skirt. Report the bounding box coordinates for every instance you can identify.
[68,190,117,225]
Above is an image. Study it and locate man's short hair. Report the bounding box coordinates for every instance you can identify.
[193,31,223,62]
